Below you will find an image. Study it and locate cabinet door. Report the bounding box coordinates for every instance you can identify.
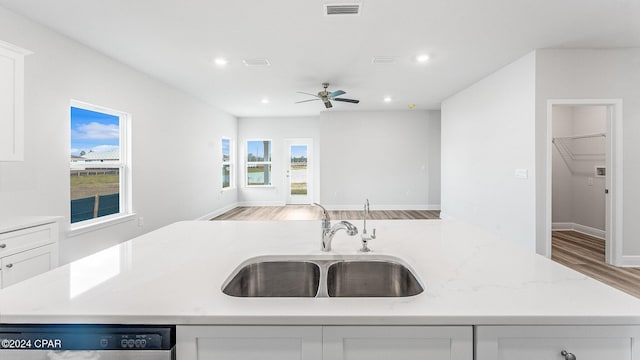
[323,326,472,360]
[476,325,640,360]
[0,41,30,161]
[0,243,57,288]
[177,326,322,360]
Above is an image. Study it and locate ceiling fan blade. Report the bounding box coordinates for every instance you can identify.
[295,98,321,104]
[324,100,333,109]
[333,98,360,104]
[296,91,320,98]
[328,90,346,98]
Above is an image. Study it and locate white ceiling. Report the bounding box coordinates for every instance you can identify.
[1,0,638,117]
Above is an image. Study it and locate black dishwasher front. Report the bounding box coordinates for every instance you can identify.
[0,324,175,359]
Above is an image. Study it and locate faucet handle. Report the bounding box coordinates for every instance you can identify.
[360,228,375,252]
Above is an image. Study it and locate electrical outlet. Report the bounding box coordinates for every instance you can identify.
[138,216,144,227]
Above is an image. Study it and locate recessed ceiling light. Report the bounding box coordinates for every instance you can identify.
[415,54,430,63]
[214,57,228,66]
[261,98,270,104]
[383,96,392,102]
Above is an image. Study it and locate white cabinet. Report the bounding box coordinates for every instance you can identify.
[476,326,640,360]
[324,326,472,360]
[0,243,57,288]
[0,40,31,161]
[0,219,59,288]
[177,326,322,360]
[177,325,472,360]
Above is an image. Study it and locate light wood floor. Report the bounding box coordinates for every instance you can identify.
[212,205,440,221]
[552,230,640,298]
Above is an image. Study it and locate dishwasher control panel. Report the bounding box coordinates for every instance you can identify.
[0,325,174,351]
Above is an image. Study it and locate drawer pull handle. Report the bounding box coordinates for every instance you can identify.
[0,243,6,248]
[5,263,13,269]
[561,350,577,360]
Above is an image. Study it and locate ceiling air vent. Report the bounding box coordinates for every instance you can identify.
[324,3,361,16]
[372,56,397,65]
[242,58,271,67]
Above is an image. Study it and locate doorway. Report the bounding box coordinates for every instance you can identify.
[285,139,313,205]
[546,99,623,265]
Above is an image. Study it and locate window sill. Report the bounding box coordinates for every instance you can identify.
[244,185,276,189]
[68,213,136,237]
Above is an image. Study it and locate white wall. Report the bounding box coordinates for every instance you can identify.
[319,110,441,210]
[441,52,536,251]
[0,6,237,263]
[552,105,606,233]
[551,106,574,224]
[536,49,640,260]
[237,116,320,206]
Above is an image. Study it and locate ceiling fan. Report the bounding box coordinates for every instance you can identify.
[295,82,360,109]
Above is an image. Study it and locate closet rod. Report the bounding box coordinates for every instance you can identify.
[554,132,605,141]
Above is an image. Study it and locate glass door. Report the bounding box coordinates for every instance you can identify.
[285,139,313,204]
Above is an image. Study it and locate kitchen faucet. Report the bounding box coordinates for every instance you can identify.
[360,199,376,252]
[314,203,358,252]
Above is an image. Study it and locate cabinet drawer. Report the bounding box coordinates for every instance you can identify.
[0,222,57,256]
[324,326,472,360]
[476,325,640,360]
[0,243,57,288]
[177,325,322,360]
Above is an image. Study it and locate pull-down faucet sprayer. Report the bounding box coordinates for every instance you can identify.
[314,203,358,252]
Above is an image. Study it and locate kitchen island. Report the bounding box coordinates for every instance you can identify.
[1,219,640,359]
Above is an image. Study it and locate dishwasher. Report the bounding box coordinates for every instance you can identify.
[0,324,175,359]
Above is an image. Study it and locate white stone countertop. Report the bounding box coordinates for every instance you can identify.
[1,219,640,325]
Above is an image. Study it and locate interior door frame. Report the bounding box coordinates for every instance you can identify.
[545,99,623,265]
[284,138,313,205]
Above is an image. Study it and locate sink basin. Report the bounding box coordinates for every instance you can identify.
[327,260,423,297]
[222,255,424,298]
[222,261,320,297]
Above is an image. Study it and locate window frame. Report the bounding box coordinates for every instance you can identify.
[245,139,273,187]
[69,100,133,235]
[221,137,234,190]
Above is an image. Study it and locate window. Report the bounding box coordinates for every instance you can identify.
[70,101,131,227]
[222,138,233,189]
[246,140,272,186]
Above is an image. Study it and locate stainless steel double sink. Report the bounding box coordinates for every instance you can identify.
[222,255,424,298]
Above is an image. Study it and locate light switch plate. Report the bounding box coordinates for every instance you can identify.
[515,169,528,179]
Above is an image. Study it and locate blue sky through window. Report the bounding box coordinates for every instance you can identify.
[290,145,307,158]
[222,138,230,155]
[70,107,119,156]
[247,140,271,161]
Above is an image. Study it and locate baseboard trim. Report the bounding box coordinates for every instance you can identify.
[323,204,441,211]
[552,222,605,240]
[618,255,640,267]
[237,201,287,207]
[196,203,239,221]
